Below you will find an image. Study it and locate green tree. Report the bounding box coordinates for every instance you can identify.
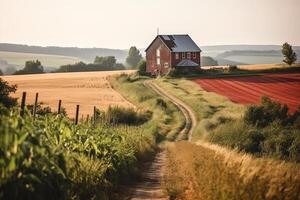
[0,78,17,108]
[282,42,297,65]
[94,56,116,67]
[137,60,147,75]
[126,47,142,68]
[14,60,44,75]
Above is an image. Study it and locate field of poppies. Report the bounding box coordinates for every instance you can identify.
[194,73,300,112]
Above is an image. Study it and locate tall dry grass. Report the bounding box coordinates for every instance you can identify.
[163,141,300,200]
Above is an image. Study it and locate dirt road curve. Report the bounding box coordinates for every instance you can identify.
[123,80,197,200]
[145,80,197,141]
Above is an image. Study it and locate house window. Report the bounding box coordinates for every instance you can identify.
[187,52,191,59]
[164,62,169,68]
[182,52,186,59]
[156,48,160,65]
[156,49,160,57]
[192,52,197,59]
[157,58,160,65]
[175,53,179,60]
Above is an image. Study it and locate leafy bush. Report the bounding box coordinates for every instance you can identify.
[0,78,17,108]
[137,60,149,76]
[103,106,152,125]
[244,96,294,127]
[208,97,300,161]
[228,65,238,72]
[27,102,67,116]
[156,98,167,109]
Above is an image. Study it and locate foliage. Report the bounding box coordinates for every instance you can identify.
[26,102,67,116]
[209,97,300,162]
[14,60,44,75]
[103,106,152,125]
[0,78,17,108]
[228,65,238,72]
[126,47,143,69]
[111,74,186,141]
[201,56,218,66]
[56,56,125,73]
[282,42,297,65]
[137,60,148,75]
[244,96,295,127]
[94,56,116,67]
[0,107,156,199]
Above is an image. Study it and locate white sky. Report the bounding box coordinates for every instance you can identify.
[0,0,299,49]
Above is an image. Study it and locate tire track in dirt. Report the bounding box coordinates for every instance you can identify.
[121,80,197,200]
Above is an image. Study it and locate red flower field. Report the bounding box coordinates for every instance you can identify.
[194,73,300,112]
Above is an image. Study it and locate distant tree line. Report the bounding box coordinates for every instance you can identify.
[55,56,125,73]
[5,46,143,75]
[14,60,44,75]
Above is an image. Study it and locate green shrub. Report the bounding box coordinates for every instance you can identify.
[228,65,238,72]
[104,106,152,125]
[244,96,290,127]
[156,98,167,109]
[0,78,17,108]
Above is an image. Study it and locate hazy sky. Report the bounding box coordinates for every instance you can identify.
[0,0,299,49]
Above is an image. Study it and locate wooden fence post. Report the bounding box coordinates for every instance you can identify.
[57,100,62,114]
[75,105,79,125]
[20,92,26,117]
[93,106,96,124]
[86,114,89,123]
[33,92,38,120]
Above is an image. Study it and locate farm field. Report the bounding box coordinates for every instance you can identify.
[194,73,300,112]
[0,51,85,69]
[3,71,134,118]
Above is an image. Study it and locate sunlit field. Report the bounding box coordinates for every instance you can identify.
[3,70,135,118]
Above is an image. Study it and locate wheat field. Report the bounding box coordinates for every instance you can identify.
[3,71,135,118]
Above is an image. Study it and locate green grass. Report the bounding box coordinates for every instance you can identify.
[0,51,85,68]
[155,78,244,141]
[109,74,185,141]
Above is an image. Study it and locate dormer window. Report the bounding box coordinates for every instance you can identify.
[182,52,186,59]
[187,52,191,59]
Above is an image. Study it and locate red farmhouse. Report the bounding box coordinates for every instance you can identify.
[145,34,201,75]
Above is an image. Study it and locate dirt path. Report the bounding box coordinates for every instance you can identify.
[124,151,167,200]
[122,80,197,200]
[145,80,197,141]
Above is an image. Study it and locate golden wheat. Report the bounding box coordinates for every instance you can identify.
[3,71,135,118]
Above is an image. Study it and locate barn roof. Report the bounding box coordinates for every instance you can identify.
[145,34,201,52]
[176,59,199,67]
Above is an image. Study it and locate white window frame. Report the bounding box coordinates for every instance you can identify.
[182,52,186,59]
[156,48,161,66]
[157,57,160,65]
[175,53,179,60]
[156,49,160,57]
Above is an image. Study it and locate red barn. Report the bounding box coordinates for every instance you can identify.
[145,34,201,75]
